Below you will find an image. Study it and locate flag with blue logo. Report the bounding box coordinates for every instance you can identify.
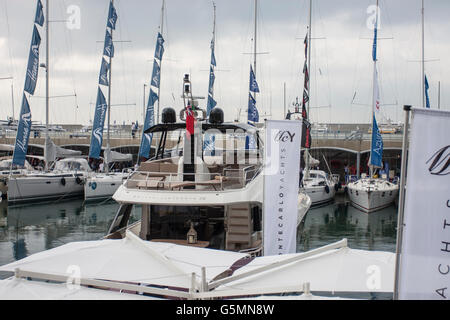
[150,60,161,88]
[154,32,165,60]
[12,95,32,166]
[24,25,41,95]
[89,87,108,159]
[34,0,44,27]
[249,64,259,93]
[103,29,114,58]
[139,89,158,159]
[248,93,259,123]
[369,69,383,168]
[210,40,216,67]
[425,75,430,108]
[99,58,110,86]
[107,1,117,30]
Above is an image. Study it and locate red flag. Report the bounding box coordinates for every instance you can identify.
[186,102,195,138]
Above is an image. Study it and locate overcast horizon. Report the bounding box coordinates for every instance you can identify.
[0,0,449,126]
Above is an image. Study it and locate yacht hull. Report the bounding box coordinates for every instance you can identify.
[303,185,336,206]
[347,179,399,213]
[7,174,85,204]
[84,173,127,201]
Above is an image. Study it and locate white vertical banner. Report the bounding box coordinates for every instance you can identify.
[263,120,302,256]
[398,108,450,300]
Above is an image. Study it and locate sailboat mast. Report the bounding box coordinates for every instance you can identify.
[253,0,257,77]
[421,0,425,109]
[44,0,49,171]
[157,0,165,125]
[369,0,379,178]
[212,2,216,100]
[305,0,312,178]
[106,0,114,174]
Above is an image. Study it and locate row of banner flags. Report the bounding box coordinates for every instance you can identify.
[138,32,165,159]
[88,1,117,160]
[12,0,44,166]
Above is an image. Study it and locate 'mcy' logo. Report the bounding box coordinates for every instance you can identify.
[274,131,295,143]
[426,145,450,176]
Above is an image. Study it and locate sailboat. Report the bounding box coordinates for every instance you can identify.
[292,0,338,206]
[347,0,399,213]
[84,0,134,201]
[8,0,89,204]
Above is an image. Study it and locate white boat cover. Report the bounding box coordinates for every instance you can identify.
[0,277,158,300]
[109,150,132,162]
[0,235,395,299]
[213,246,395,294]
[0,231,248,292]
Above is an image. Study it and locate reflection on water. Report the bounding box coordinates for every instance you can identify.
[0,197,397,266]
[297,202,398,253]
[0,199,141,266]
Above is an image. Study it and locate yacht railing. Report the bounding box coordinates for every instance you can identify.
[124,165,262,192]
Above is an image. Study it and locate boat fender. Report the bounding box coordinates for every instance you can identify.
[325,185,330,194]
[60,177,66,186]
[344,186,348,193]
[338,182,342,190]
[334,184,339,192]
[76,177,83,185]
[91,182,97,190]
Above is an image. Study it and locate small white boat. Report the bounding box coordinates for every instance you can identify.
[347,175,399,213]
[7,158,91,204]
[301,169,338,206]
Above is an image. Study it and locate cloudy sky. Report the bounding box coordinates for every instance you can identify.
[0,0,449,126]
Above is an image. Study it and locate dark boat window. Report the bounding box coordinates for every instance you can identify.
[149,205,225,249]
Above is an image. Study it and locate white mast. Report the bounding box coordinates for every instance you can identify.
[369,0,380,178]
[253,0,257,76]
[105,0,114,174]
[44,0,49,171]
[421,0,425,108]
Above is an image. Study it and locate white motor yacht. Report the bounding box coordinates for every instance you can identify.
[107,107,310,255]
[7,158,91,204]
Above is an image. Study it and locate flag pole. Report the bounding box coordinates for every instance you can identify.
[393,104,412,300]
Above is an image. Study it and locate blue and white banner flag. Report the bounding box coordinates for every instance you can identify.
[208,66,215,96]
[35,0,44,27]
[154,32,165,61]
[24,25,41,95]
[370,115,383,168]
[99,57,110,86]
[425,75,431,108]
[12,95,32,166]
[103,29,114,58]
[249,64,259,93]
[89,87,108,159]
[139,88,158,158]
[248,93,259,123]
[107,1,117,30]
[210,40,216,67]
[369,68,383,168]
[206,95,217,117]
[150,60,161,88]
